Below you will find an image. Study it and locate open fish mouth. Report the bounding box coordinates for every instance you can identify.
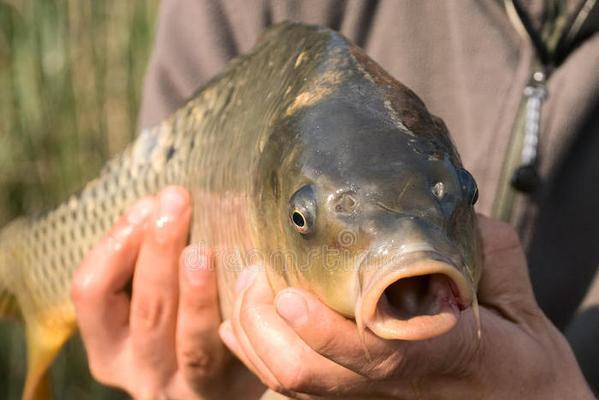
[358,249,473,341]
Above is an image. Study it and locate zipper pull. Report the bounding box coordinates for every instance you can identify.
[511,71,548,193]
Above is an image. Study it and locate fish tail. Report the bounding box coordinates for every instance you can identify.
[0,223,21,320]
[0,219,76,400]
[0,285,20,320]
[22,306,75,400]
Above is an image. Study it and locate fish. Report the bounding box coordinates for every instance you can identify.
[0,21,482,400]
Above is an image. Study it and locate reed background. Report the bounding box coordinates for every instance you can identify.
[0,0,160,397]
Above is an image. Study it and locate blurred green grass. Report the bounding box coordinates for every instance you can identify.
[0,0,159,398]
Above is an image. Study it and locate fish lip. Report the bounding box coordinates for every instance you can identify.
[357,249,473,340]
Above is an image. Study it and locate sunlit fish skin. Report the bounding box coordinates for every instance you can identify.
[0,22,481,400]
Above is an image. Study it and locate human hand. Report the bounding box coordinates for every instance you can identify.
[219,215,595,399]
[71,186,264,400]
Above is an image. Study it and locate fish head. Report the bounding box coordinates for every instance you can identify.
[254,32,481,341]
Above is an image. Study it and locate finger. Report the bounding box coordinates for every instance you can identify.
[71,197,155,380]
[130,186,191,385]
[274,288,405,381]
[274,286,484,384]
[233,267,367,397]
[176,244,227,388]
[228,266,285,391]
[476,215,538,308]
[219,320,264,381]
[220,321,321,400]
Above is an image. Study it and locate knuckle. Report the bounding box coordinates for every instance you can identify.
[132,296,169,330]
[87,359,113,385]
[181,294,214,315]
[277,372,305,393]
[496,221,520,245]
[305,316,347,358]
[70,270,99,305]
[366,351,405,380]
[312,325,339,355]
[180,348,216,381]
[271,354,309,393]
[490,238,522,257]
[483,219,524,257]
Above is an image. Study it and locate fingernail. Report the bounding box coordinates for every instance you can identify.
[235,266,258,294]
[182,245,210,286]
[276,290,308,325]
[127,197,155,225]
[156,187,188,230]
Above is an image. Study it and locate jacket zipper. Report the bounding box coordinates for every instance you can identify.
[492,0,593,221]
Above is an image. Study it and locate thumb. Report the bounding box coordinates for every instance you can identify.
[476,215,540,316]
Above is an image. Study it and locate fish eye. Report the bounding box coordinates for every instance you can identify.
[289,185,316,235]
[457,168,479,206]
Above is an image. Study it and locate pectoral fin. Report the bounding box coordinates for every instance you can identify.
[22,305,76,400]
[0,291,21,320]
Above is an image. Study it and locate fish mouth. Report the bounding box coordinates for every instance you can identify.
[359,250,473,341]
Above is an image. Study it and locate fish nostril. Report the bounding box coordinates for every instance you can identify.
[332,192,357,214]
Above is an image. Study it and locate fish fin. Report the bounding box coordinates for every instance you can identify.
[22,304,76,400]
[0,231,21,320]
[259,389,290,400]
[0,290,21,320]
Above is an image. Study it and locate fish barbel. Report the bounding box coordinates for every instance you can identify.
[0,22,482,400]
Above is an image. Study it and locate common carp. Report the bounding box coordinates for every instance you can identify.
[0,22,481,400]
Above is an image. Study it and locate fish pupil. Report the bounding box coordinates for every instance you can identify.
[292,211,306,227]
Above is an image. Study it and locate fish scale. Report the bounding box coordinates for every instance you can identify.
[0,22,481,400]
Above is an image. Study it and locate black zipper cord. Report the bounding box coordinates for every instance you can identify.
[555,0,599,65]
[506,0,597,194]
[513,0,599,71]
[511,0,554,69]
